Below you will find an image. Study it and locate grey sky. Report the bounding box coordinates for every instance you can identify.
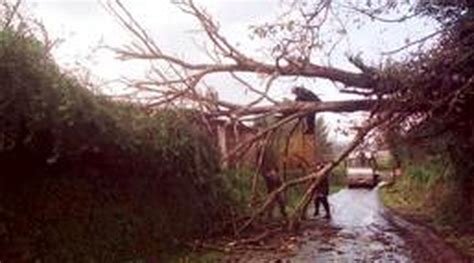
[25,0,437,142]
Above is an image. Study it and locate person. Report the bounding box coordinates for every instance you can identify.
[313,162,331,219]
[358,151,368,166]
[262,167,287,219]
[291,86,322,134]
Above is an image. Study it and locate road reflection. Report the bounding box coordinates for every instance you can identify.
[234,186,466,263]
[291,187,411,262]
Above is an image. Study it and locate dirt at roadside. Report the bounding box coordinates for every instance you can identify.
[383,210,472,263]
[381,184,474,260]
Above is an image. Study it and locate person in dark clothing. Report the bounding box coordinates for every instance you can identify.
[262,167,287,219]
[313,163,331,219]
[291,86,322,134]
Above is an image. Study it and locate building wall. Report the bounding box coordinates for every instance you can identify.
[279,130,320,172]
[211,120,321,172]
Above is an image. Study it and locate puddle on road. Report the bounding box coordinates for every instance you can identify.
[287,188,411,262]
[239,187,413,263]
[329,188,385,228]
[231,186,466,262]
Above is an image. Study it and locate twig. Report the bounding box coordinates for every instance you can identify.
[239,115,387,233]
[381,29,444,55]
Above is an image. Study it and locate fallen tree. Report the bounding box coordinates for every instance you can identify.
[103,0,474,237]
[4,0,473,256]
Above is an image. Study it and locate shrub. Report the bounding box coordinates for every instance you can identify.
[0,30,229,261]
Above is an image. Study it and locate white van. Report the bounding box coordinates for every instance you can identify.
[345,152,379,188]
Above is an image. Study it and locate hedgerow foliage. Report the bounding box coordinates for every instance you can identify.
[382,5,474,227]
[0,30,228,261]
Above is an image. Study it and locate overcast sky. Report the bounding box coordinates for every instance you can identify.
[24,0,438,142]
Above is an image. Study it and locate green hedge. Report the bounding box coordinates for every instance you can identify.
[0,30,229,261]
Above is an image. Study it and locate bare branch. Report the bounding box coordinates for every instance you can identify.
[381,29,444,55]
[224,112,305,163]
[223,99,379,117]
[239,115,388,232]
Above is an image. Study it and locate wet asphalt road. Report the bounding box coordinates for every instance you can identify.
[236,186,468,263]
[292,187,411,262]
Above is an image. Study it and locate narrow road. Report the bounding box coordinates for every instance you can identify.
[293,187,409,262]
[232,187,468,262]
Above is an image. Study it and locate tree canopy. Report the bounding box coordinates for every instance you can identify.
[1,0,473,257]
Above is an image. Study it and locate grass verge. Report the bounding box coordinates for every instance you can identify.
[381,176,474,259]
